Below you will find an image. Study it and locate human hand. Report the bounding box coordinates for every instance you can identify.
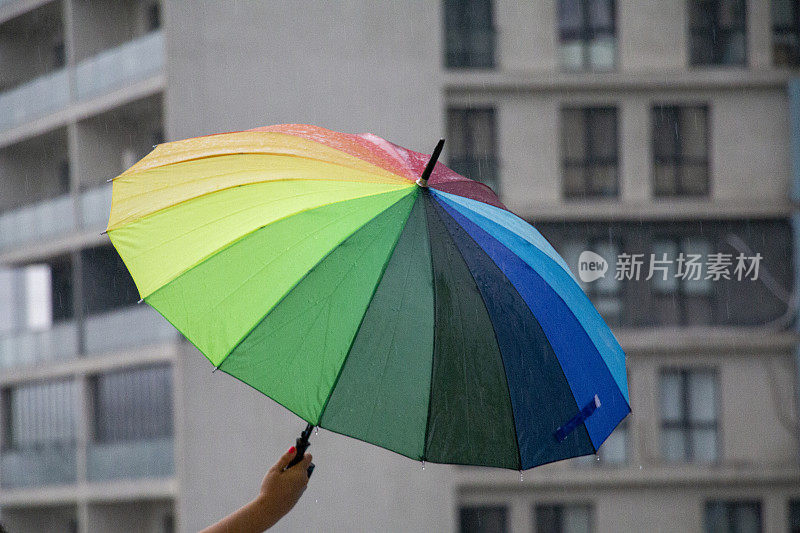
[255,446,313,523]
[200,447,312,533]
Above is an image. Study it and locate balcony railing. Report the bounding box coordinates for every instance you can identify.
[87,437,174,481]
[0,184,111,252]
[0,194,75,250]
[0,321,79,369]
[0,444,77,488]
[75,31,164,100]
[83,305,178,355]
[0,31,163,134]
[0,69,70,131]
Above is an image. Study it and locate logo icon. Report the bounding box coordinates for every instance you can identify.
[578,251,607,283]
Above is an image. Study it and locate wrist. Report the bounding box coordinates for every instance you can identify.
[249,493,282,531]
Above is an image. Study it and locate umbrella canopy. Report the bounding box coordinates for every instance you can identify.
[107,124,630,470]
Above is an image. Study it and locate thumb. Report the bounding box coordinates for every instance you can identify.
[274,446,297,471]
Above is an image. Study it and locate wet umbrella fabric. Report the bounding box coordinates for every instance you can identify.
[106,124,630,470]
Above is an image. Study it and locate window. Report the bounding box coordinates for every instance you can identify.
[2,380,77,451]
[773,0,800,66]
[447,107,499,193]
[652,105,709,197]
[598,418,628,464]
[660,369,718,463]
[148,3,161,31]
[91,365,173,443]
[460,505,507,533]
[558,0,616,70]
[561,107,618,198]
[650,237,713,325]
[444,0,495,68]
[535,503,593,533]
[705,501,762,533]
[80,245,139,315]
[689,0,747,66]
[560,238,622,326]
[790,500,800,533]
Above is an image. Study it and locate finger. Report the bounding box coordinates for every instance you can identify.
[301,453,313,467]
[273,446,297,471]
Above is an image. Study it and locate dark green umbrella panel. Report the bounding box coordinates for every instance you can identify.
[107,124,630,471]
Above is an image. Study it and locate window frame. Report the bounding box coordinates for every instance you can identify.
[688,0,748,66]
[651,103,711,197]
[772,0,800,66]
[443,0,497,69]
[446,106,500,194]
[561,105,620,199]
[704,500,763,533]
[659,367,720,464]
[557,0,617,71]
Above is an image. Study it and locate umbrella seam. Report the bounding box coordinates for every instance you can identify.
[427,196,523,471]
[109,168,410,230]
[421,193,437,464]
[315,189,420,427]
[127,184,413,299]
[436,194,629,453]
[211,188,417,374]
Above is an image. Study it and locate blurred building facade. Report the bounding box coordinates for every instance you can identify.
[0,1,798,532]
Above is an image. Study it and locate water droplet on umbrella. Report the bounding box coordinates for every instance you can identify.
[421,460,425,471]
[314,427,319,436]
[519,470,523,482]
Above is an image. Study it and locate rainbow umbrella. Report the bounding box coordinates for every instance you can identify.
[106,124,630,471]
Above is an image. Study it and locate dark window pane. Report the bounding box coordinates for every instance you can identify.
[652,105,709,197]
[588,0,614,29]
[444,0,495,68]
[790,500,800,533]
[704,501,762,533]
[148,3,161,31]
[447,107,499,192]
[689,0,747,65]
[80,245,139,315]
[562,107,618,198]
[589,109,616,159]
[460,506,507,533]
[558,0,584,35]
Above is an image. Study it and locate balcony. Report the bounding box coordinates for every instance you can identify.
[0,321,79,369]
[87,437,174,481]
[0,31,164,136]
[0,183,110,252]
[83,305,178,355]
[0,69,69,131]
[75,31,164,101]
[0,444,77,488]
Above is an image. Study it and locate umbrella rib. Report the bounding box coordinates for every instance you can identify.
[427,196,522,470]
[315,191,419,427]
[133,185,412,299]
[212,189,417,377]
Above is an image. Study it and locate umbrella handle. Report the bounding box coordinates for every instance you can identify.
[285,423,315,478]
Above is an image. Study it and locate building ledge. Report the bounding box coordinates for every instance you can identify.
[614,327,799,354]
[0,228,108,266]
[457,463,800,493]
[0,476,177,507]
[0,73,164,150]
[514,200,793,222]
[0,340,180,385]
[445,68,796,94]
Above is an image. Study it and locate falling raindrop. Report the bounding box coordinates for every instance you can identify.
[639,465,643,470]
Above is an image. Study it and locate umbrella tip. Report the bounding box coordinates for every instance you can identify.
[417,138,445,188]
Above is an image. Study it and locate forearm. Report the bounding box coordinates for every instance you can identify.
[199,495,283,533]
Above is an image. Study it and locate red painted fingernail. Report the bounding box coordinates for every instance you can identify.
[289,446,296,454]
